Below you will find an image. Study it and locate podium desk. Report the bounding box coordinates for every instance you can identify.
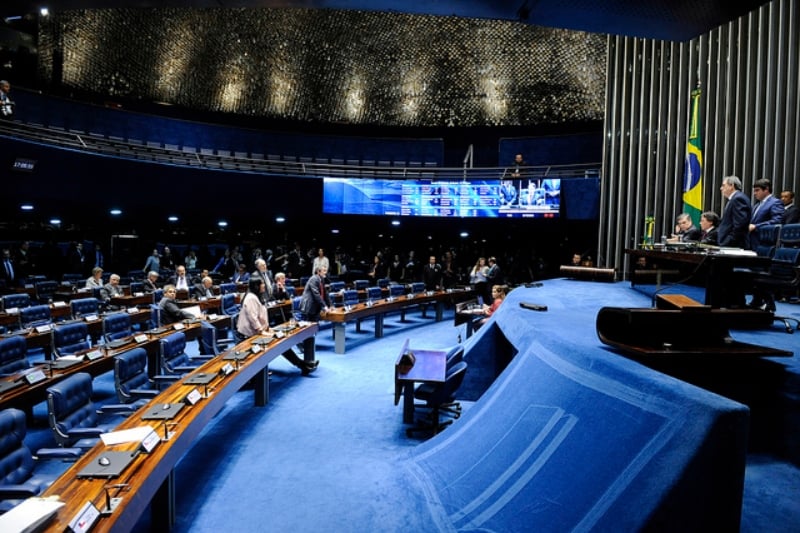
[394,340,447,424]
[38,321,318,533]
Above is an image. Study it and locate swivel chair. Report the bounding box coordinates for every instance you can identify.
[407,361,468,437]
[221,293,240,316]
[69,297,100,319]
[328,281,345,293]
[152,289,164,304]
[0,337,29,377]
[19,305,52,329]
[102,312,132,343]
[342,290,359,309]
[46,372,135,448]
[113,348,161,406]
[365,286,382,302]
[353,279,369,290]
[129,281,145,294]
[218,282,237,295]
[388,284,405,298]
[199,321,233,356]
[750,223,800,331]
[1,294,31,312]
[52,322,90,357]
[0,408,81,513]
[34,281,59,304]
[159,331,209,375]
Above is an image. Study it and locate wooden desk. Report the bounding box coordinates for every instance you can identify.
[394,339,446,424]
[38,321,319,533]
[625,248,770,308]
[111,294,153,308]
[322,288,472,354]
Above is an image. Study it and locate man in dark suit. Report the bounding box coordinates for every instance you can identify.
[748,178,784,249]
[780,190,800,224]
[193,276,215,300]
[143,271,160,292]
[422,255,442,291]
[100,273,124,309]
[296,265,331,321]
[1,248,17,287]
[718,176,752,248]
[252,258,274,304]
[169,265,191,292]
[699,211,720,245]
[158,285,195,325]
[670,213,702,242]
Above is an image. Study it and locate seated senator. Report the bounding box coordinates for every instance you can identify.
[699,211,720,245]
[158,284,195,325]
[193,276,215,300]
[478,285,507,326]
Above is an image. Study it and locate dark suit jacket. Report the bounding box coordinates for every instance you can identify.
[700,226,719,245]
[142,279,158,293]
[298,274,330,320]
[158,297,193,325]
[718,191,752,248]
[783,204,800,225]
[0,258,17,286]
[422,263,442,290]
[749,195,785,249]
[193,283,214,300]
[679,226,702,242]
[251,269,274,303]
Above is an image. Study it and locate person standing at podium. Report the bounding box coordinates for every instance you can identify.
[297,265,331,322]
[718,176,751,248]
[748,179,784,249]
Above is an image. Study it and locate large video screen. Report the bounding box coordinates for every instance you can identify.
[322,178,560,218]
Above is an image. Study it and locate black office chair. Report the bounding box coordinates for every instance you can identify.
[0,336,29,377]
[46,372,136,448]
[113,347,161,406]
[750,226,800,332]
[0,408,81,513]
[407,360,468,437]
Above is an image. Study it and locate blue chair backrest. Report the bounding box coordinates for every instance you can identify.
[329,281,345,292]
[35,281,58,302]
[160,331,188,373]
[755,224,781,257]
[366,286,382,301]
[0,408,35,485]
[285,285,296,297]
[149,304,161,329]
[103,312,132,341]
[114,348,150,403]
[221,293,238,315]
[343,290,360,306]
[291,296,302,312]
[46,372,99,446]
[411,282,425,293]
[70,297,100,319]
[53,322,90,356]
[779,223,800,246]
[153,289,164,304]
[377,278,390,288]
[219,282,237,295]
[20,305,52,328]
[770,247,800,277]
[1,293,31,311]
[200,321,224,356]
[0,336,29,375]
[129,281,145,294]
[389,284,405,297]
[354,279,369,290]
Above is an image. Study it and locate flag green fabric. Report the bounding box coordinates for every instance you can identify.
[683,88,703,224]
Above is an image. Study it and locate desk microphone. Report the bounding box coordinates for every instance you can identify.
[102,483,130,515]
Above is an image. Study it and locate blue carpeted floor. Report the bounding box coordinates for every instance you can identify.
[17,280,800,531]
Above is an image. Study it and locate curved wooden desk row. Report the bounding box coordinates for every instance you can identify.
[37,321,318,533]
[321,288,473,354]
[0,317,230,413]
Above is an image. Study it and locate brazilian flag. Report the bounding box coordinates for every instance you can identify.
[683,88,703,225]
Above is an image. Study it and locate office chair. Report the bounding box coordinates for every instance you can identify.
[407,361,468,437]
[152,289,164,305]
[388,284,405,298]
[69,297,100,319]
[218,282,237,295]
[34,281,59,304]
[103,312,132,342]
[342,289,360,308]
[148,304,161,330]
[0,336,29,377]
[52,322,90,357]
[113,348,161,406]
[159,331,209,375]
[129,281,145,294]
[377,278,390,288]
[285,285,296,297]
[1,293,31,312]
[46,372,136,448]
[61,273,83,285]
[411,282,426,293]
[354,279,369,290]
[199,321,233,356]
[328,281,345,293]
[221,293,240,316]
[19,305,52,329]
[750,225,800,332]
[0,408,81,513]
[365,286,382,302]
[754,224,782,258]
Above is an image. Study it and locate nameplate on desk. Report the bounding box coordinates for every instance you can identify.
[52,301,67,308]
[85,349,104,361]
[275,330,285,339]
[127,307,138,314]
[24,369,47,385]
[35,324,52,333]
[184,388,202,405]
[207,313,219,320]
[133,292,144,297]
[406,294,414,299]
[219,363,235,376]
[173,322,185,330]
[251,345,262,354]
[83,314,99,322]
[140,427,160,453]
[4,307,19,314]
[69,500,100,533]
[134,334,149,344]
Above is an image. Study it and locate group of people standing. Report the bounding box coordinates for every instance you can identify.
[670,178,798,249]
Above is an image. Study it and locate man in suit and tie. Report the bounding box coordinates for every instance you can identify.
[718,176,752,248]
[193,276,215,300]
[170,265,191,292]
[780,190,800,225]
[1,249,17,287]
[252,258,274,304]
[748,178,784,249]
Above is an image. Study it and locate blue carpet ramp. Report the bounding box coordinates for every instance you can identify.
[404,284,750,531]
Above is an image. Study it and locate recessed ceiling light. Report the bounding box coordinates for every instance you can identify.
[109,209,122,216]
[20,204,34,211]
[168,216,179,222]
[218,221,228,227]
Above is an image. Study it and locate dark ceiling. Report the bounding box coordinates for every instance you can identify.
[1,0,772,41]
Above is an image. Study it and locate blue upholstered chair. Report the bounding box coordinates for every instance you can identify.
[342,290,359,308]
[1,293,31,312]
[366,286,382,302]
[221,293,240,316]
[52,322,90,357]
[159,332,204,375]
[407,361,468,437]
[377,278,390,288]
[34,280,59,304]
[46,372,135,448]
[199,321,233,356]
[328,281,345,293]
[389,284,406,298]
[353,279,369,290]
[0,336,29,376]
[218,282,237,295]
[411,282,426,293]
[285,285,296,297]
[113,348,160,406]
[148,304,161,330]
[152,289,164,304]
[70,297,100,319]
[0,408,80,512]
[19,305,52,329]
[103,312,132,342]
[129,281,145,294]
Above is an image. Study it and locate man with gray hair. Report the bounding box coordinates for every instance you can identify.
[252,258,274,303]
[718,176,751,248]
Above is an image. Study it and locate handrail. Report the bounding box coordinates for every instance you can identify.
[0,120,600,181]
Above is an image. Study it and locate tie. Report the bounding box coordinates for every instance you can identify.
[752,201,761,219]
[178,276,186,289]
[319,279,325,301]
[4,260,12,280]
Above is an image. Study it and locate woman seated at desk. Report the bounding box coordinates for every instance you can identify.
[237,277,318,375]
[478,285,507,327]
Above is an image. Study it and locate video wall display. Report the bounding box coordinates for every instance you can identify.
[323,178,561,218]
